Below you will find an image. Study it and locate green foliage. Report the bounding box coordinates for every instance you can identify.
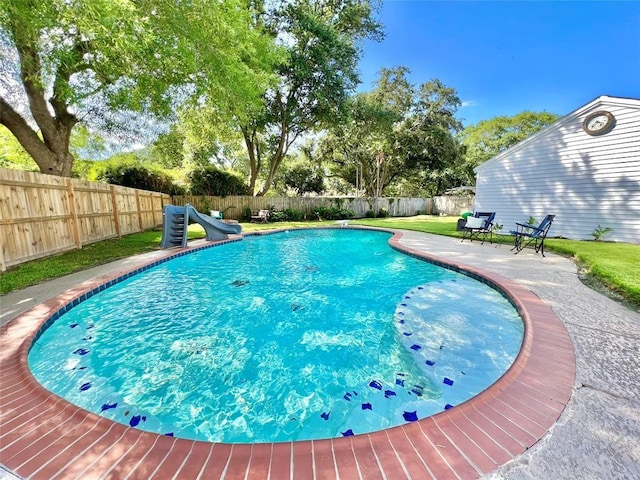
[70,125,107,161]
[189,166,249,196]
[365,209,376,218]
[71,159,97,179]
[377,208,389,218]
[320,67,465,197]
[0,126,37,170]
[592,225,613,241]
[151,119,247,172]
[274,162,325,196]
[234,0,383,195]
[314,206,355,220]
[149,129,187,169]
[459,111,560,180]
[242,206,253,222]
[267,205,344,222]
[1,0,280,176]
[269,208,306,222]
[98,162,181,194]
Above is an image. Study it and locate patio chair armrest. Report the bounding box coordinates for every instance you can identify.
[513,222,529,234]
[514,222,544,234]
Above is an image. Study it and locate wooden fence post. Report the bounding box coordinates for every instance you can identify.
[151,193,157,227]
[135,190,143,232]
[66,178,82,248]
[0,241,6,272]
[110,185,121,237]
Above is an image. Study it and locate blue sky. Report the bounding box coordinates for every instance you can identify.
[358,1,640,126]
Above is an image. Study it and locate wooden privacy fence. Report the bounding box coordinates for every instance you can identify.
[432,194,474,216]
[172,196,435,220]
[0,167,475,272]
[0,168,170,271]
[171,194,474,220]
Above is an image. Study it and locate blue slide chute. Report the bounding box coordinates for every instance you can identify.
[161,203,242,248]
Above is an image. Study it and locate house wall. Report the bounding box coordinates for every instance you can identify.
[474,97,640,243]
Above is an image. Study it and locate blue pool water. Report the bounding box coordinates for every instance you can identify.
[29,229,523,443]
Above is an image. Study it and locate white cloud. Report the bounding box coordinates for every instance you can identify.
[461,100,478,108]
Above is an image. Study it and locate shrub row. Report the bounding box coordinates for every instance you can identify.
[365,209,390,218]
[262,206,356,223]
[189,167,249,196]
[97,163,249,196]
[97,163,184,195]
[313,206,356,220]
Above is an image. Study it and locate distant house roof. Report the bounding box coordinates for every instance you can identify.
[474,95,640,173]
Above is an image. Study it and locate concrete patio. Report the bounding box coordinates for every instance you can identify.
[1,230,638,479]
[397,231,640,479]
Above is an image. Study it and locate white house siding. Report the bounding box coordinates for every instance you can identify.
[474,96,640,244]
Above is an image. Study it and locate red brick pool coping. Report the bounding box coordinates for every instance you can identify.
[0,229,575,479]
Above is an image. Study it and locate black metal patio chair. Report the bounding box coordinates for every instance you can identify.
[510,215,555,257]
[461,211,496,244]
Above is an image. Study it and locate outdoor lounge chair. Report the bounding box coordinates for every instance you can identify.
[510,214,555,257]
[461,211,496,244]
[251,209,270,223]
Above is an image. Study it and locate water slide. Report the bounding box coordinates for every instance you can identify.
[161,203,242,248]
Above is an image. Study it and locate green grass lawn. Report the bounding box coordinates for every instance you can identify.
[0,228,200,295]
[545,238,640,307]
[2,216,638,310]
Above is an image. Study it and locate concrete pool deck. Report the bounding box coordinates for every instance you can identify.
[1,229,638,479]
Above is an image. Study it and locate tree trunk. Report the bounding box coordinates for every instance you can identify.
[257,164,277,197]
[242,126,260,195]
[1,33,79,177]
[0,97,75,176]
[256,113,289,197]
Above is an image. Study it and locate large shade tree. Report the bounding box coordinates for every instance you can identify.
[239,0,383,196]
[318,68,406,198]
[320,67,465,198]
[0,0,279,177]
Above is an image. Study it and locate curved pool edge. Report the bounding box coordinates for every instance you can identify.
[0,228,576,480]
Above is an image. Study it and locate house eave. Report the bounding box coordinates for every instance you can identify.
[474,95,640,174]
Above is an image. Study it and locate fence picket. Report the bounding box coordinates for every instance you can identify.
[66,178,81,248]
[0,168,170,271]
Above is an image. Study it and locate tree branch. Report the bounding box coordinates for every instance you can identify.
[50,39,90,125]
[0,96,54,169]
[15,42,56,136]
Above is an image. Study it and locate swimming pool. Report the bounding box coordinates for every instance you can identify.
[28,228,523,443]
